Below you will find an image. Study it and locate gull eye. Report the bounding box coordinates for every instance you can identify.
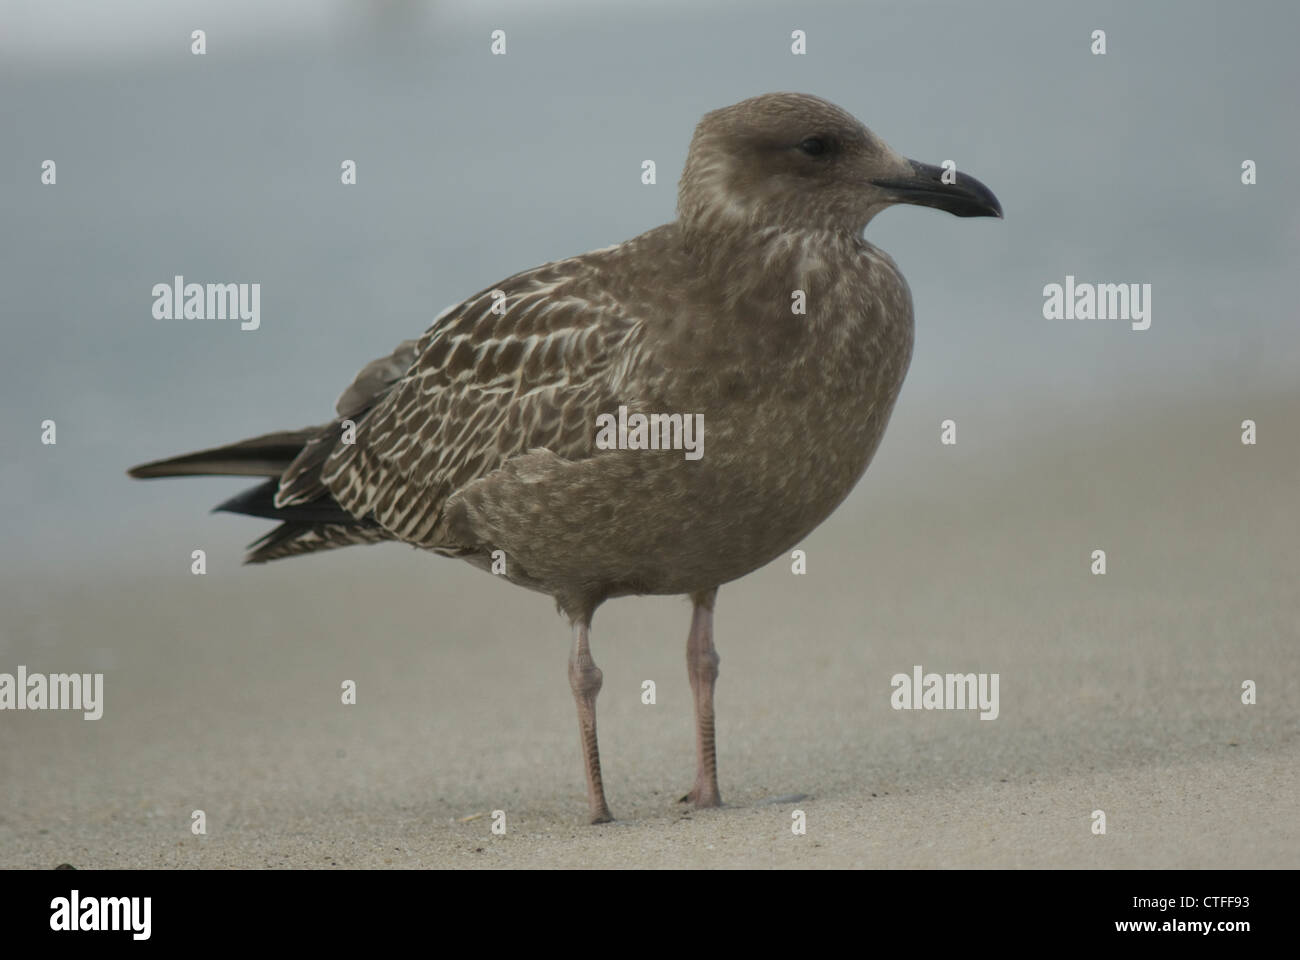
[798,137,828,157]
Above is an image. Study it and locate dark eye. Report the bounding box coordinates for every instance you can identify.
[798,137,828,156]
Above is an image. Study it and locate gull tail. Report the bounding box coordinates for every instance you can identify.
[127,428,386,564]
[126,429,314,480]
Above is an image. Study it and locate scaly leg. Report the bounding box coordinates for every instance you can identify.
[569,617,613,823]
[683,588,721,807]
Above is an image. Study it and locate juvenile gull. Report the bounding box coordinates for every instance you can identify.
[129,93,1002,823]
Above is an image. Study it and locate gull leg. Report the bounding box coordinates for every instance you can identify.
[682,588,722,807]
[569,617,613,824]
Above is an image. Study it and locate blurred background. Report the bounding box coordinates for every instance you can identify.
[1,1,1296,868]
[3,0,1297,578]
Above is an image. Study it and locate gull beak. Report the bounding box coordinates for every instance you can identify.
[872,159,1003,219]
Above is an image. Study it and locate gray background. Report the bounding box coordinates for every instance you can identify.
[1,0,1297,868]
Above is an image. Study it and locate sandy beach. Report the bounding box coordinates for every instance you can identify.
[3,391,1296,869]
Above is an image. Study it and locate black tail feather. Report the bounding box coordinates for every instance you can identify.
[244,521,315,564]
[213,478,368,526]
[129,427,386,565]
[126,429,316,479]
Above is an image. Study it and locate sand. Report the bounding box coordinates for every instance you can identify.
[2,393,1297,869]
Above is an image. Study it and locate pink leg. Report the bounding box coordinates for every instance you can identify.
[569,617,613,823]
[683,588,722,807]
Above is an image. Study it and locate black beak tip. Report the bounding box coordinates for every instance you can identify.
[946,192,1003,219]
[874,159,1003,220]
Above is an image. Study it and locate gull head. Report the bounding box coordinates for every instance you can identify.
[678,92,1002,237]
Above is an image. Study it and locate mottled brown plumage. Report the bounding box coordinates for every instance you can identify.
[129,93,1001,822]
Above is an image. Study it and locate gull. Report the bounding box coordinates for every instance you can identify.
[129,93,1002,823]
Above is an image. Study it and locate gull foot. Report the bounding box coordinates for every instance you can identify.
[678,786,722,808]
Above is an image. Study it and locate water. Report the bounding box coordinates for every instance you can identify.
[2,0,1297,580]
